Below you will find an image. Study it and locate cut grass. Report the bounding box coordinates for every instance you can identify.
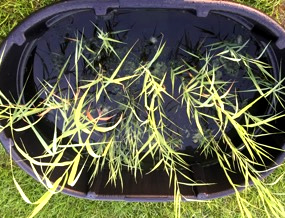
[236,0,282,17]
[0,0,59,41]
[0,0,285,218]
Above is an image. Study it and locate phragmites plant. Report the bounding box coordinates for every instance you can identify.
[0,25,285,218]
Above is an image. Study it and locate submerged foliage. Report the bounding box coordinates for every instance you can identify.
[0,25,285,218]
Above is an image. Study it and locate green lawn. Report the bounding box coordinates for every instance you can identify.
[0,0,285,217]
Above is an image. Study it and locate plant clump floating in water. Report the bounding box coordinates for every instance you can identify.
[0,25,285,218]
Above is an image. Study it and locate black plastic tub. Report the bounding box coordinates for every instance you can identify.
[1,0,285,201]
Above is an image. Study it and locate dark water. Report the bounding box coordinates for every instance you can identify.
[21,9,274,163]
